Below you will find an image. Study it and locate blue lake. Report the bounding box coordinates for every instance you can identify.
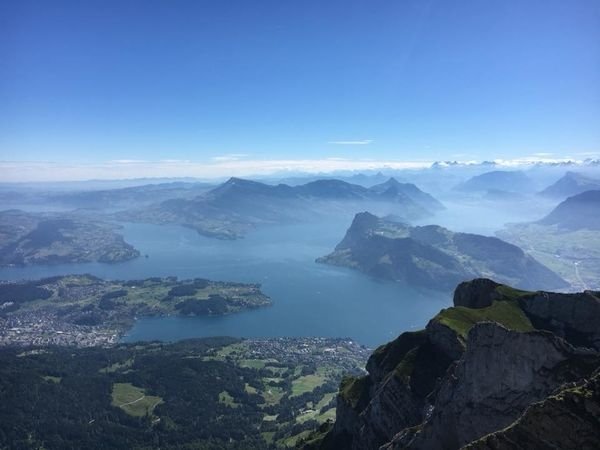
[0,221,451,347]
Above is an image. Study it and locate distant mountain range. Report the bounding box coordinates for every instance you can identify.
[539,171,600,199]
[538,190,600,231]
[317,212,567,291]
[205,177,444,210]
[0,182,215,211]
[454,170,535,194]
[432,158,600,168]
[272,171,391,187]
[122,177,444,239]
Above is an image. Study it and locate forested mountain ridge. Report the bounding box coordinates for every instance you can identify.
[453,170,535,194]
[539,171,600,199]
[317,212,567,291]
[119,178,443,240]
[498,189,600,291]
[538,189,600,231]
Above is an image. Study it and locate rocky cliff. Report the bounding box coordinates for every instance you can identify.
[465,370,600,450]
[304,279,600,450]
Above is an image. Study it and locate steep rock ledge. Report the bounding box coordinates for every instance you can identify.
[465,370,600,450]
[305,278,600,450]
[397,323,599,449]
[321,328,459,450]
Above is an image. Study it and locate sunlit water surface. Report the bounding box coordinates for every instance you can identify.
[0,221,451,347]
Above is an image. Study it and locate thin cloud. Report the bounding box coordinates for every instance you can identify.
[109,159,148,164]
[0,158,427,182]
[211,153,249,162]
[160,159,192,164]
[328,140,373,145]
[2,155,599,182]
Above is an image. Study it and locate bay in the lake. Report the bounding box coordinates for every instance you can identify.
[0,221,451,347]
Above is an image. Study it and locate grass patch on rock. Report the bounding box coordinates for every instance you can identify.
[435,300,534,339]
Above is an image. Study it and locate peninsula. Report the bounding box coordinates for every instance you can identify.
[0,210,139,266]
[0,274,271,347]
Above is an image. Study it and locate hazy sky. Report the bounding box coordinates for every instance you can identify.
[1,0,599,180]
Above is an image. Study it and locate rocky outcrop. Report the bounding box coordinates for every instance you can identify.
[452,279,503,309]
[519,290,600,350]
[452,279,600,350]
[325,329,460,450]
[309,279,600,450]
[466,370,600,450]
[424,319,465,361]
[350,375,424,449]
[454,278,600,350]
[398,323,599,449]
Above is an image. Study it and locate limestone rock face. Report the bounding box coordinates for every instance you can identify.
[452,279,503,309]
[352,375,425,450]
[452,278,600,350]
[425,318,465,361]
[308,280,600,450]
[400,323,599,449]
[329,383,364,449]
[519,290,600,350]
[327,329,458,450]
[465,371,600,450]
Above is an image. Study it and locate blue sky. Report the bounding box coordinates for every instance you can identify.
[1,0,599,179]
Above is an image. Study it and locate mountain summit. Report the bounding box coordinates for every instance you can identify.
[539,171,600,199]
[538,190,600,231]
[454,170,535,194]
[369,178,445,211]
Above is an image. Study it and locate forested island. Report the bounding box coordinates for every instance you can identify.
[0,274,270,347]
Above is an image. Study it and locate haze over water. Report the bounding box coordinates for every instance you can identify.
[0,221,450,347]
